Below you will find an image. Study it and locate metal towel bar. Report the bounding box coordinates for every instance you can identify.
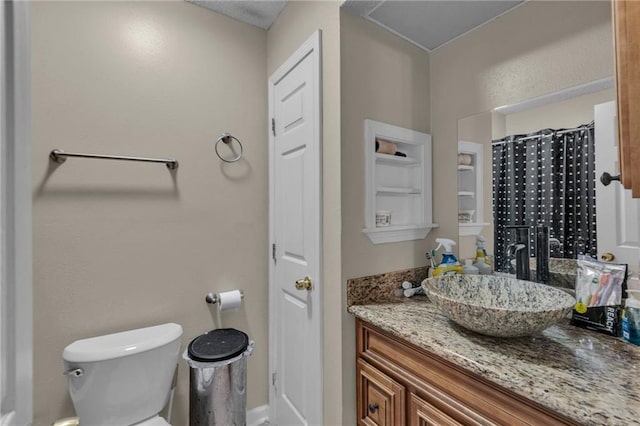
[50,149,179,170]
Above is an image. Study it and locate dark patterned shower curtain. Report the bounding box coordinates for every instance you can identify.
[492,122,597,273]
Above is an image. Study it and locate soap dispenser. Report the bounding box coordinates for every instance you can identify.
[433,238,463,276]
[474,235,492,275]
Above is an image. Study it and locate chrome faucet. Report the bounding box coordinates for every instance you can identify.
[505,226,530,281]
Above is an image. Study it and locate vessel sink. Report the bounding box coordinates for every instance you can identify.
[422,275,575,337]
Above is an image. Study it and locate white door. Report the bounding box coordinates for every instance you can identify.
[595,101,640,268]
[268,31,322,426]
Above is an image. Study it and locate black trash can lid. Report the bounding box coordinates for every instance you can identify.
[188,328,249,362]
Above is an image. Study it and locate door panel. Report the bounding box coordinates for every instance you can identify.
[595,101,640,267]
[269,31,322,426]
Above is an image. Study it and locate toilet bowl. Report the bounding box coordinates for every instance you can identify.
[62,323,183,426]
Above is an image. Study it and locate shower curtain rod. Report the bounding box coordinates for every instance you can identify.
[491,122,594,146]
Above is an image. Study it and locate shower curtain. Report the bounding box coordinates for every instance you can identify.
[492,122,597,272]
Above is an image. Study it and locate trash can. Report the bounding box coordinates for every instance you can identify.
[184,328,254,426]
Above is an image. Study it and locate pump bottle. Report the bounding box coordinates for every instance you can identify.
[474,235,492,275]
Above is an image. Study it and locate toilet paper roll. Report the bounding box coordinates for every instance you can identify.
[217,290,243,311]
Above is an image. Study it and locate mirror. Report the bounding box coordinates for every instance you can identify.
[458,86,616,272]
[449,1,615,271]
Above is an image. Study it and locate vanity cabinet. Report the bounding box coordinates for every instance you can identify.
[356,319,579,426]
[613,0,640,197]
[362,119,438,244]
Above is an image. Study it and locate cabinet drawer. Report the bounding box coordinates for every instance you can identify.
[409,393,463,426]
[357,359,406,426]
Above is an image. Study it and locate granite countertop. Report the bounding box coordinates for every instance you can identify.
[349,299,640,425]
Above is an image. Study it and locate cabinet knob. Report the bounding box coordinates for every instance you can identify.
[368,402,379,413]
[600,172,621,186]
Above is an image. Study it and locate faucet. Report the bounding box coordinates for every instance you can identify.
[505,225,550,283]
[535,225,550,284]
[505,226,530,281]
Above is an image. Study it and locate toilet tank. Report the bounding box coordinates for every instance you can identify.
[63,323,183,426]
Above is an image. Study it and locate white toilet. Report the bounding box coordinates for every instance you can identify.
[62,323,183,426]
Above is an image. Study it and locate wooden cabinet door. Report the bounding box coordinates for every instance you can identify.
[409,393,464,426]
[357,359,406,426]
[613,0,640,197]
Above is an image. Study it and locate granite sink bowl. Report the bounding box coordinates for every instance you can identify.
[422,275,575,337]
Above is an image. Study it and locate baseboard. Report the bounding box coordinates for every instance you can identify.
[247,404,269,426]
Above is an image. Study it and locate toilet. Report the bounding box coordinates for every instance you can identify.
[62,323,183,426]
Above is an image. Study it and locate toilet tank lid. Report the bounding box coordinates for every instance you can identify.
[63,323,183,363]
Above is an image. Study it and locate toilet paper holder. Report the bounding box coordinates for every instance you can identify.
[205,290,244,305]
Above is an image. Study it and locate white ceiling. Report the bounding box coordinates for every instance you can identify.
[342,0,524,52]
[186,0,286,30]
[185,1,525,50]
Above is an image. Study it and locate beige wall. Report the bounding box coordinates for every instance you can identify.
[31,2,268,424]
[340,10,431,279]
[504,88,616,136]
[266,2,343,425]
[339,9,431,424]
[430,0,614,257]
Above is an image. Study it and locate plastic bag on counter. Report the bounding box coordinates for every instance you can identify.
[571,255,627,336]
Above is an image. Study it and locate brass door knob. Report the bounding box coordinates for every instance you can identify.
[295,276,312,291]
[601,252,615,262]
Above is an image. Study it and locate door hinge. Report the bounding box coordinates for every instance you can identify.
[272,372,277,389]
[272,243,277,263]
[272,118,276,136]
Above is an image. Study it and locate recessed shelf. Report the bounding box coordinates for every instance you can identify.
[375,153,419,166]
[364,120,436,244]
[377,186,421,195]
[363,224,439,244]
[458,141,485,237]
[459,222,490,236]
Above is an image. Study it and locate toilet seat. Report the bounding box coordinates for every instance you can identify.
[133,416,170,426]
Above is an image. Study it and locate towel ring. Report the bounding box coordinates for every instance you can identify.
[215,133,243,163]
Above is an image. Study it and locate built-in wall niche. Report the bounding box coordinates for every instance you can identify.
[363,119,438,244]
[458,140,489,236]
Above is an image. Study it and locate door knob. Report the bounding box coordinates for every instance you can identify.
[295,276,312,291]
[601,252,615,262]
[600,172,621,186]
[368,403,379,413]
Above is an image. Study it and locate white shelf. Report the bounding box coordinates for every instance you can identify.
[375,153,419,166]
[458,141,486,238]
[377,186,421,195]
[364,120,436,244]
[363,224,439,244]
[459,222,490,236]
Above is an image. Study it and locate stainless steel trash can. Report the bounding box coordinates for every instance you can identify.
[183,328,254,426]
